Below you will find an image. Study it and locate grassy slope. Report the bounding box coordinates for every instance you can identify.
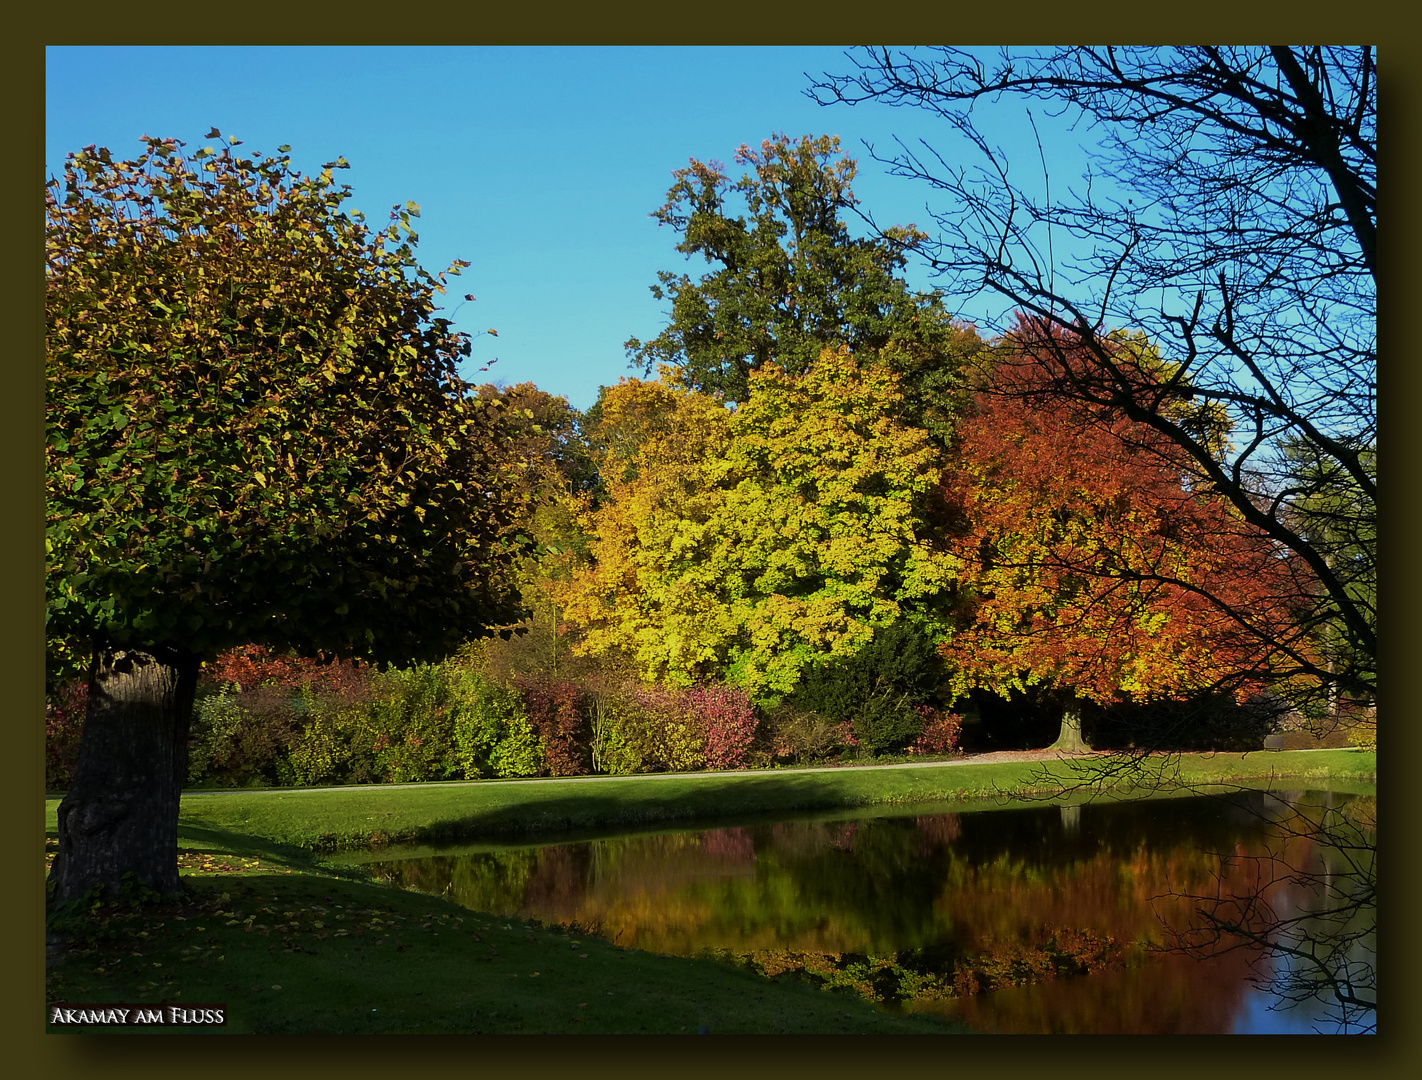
[45,791,977,1034]
[44,749,1373,1035]
[161,748,1375,852]
[45,857,965,1034]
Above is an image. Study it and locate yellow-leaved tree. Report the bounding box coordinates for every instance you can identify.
[705,348,958,696]
[562,349,959,699]
[558,373,735,682]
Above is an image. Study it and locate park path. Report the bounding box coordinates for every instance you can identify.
[176,747,1339,799]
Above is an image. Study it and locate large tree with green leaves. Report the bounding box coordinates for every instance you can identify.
[563,350,958,701]
[46,133,529,904]
[625,133,976,441]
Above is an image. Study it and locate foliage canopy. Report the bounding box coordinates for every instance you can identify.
[46,132,529,672]
[625,132,974,436]
[565,350,957,699]
[811,47,1377,707]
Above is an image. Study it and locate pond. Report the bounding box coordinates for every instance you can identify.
[359,787,1376,1034]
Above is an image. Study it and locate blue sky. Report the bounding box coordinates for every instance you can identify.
[45,45,1089,411]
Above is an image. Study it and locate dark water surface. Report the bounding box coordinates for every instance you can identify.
[364,789,1376,1034]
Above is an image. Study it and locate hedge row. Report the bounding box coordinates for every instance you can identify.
[45,649,963,790]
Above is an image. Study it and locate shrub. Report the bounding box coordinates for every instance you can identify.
[191,644,377,787]
[285,700,386,787]
[785,621,945,754]
[907,707,964,756]
[849,697,927,756]
[761,704,858,765]
[626,684,705,773]
[585,680,635,775]
[45,680,88,790]
[513,675,592,776]
[1346,711,1377,751]
[365,664,460,783]
[684,684,759,770]
[581,682,692,775]
[451,673,544,778]
[186,690,302,787]
[206,644,371,698]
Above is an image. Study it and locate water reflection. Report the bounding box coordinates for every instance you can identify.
[367,789,1375,1034]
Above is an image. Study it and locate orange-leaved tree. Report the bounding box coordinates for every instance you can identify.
[942,327,1317,751]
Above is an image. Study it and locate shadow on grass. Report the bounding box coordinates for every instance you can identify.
[358,766,1057,853]
[175,821,307,861]
[173,821,374,883]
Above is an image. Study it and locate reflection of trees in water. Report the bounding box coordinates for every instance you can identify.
[1167,790,1376,1033]
[700,826,756,862]
[915,814,961,856]
[367,791,1372,1032]
[924,947,1260,1034]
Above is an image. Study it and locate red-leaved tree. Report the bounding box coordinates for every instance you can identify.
[942,324,1317,750]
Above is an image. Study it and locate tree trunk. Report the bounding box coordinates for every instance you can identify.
[47,642,199,907]
[1048,697,1091,753]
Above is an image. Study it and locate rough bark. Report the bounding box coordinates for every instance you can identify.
[1048,698,1091,753]
[47,642,199,906]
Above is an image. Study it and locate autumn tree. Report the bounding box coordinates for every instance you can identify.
[564,350,958,709]
[811,47,1376,714]
[473,382,598,679]
[943,328,1314,752]
[46,133,528,904]
[625,133,977,443]
[476,381,598,502]
[558,374,735,682]
[813,49,1376,1019]
[703,349,958,699]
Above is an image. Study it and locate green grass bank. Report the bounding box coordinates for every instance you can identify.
[156,747,1376,853]
[45,846,969,1034]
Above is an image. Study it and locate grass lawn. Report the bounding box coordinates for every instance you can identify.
[44,835,968,1034]
[44,748,1373,1035]
[96,747,1377,853]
